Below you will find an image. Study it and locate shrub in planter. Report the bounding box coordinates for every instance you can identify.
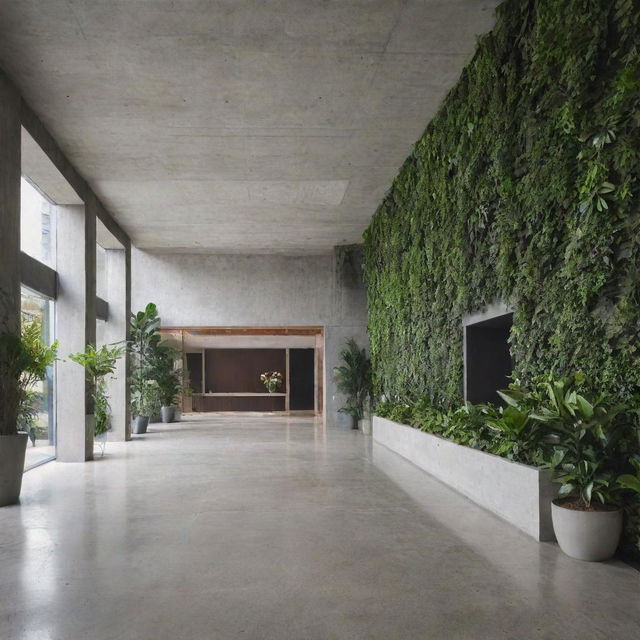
[69,343,124,455]
[131,377,159,434]
[0,317,58,506]
[129,303,161,433]
[152,344,182,423]
[375,373,639,559]
[333,339,371,429]
[503,374,637,561]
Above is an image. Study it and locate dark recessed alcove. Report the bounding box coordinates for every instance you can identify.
[463,305,513,405]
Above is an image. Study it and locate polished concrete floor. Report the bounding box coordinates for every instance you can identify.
[1,415,638,639]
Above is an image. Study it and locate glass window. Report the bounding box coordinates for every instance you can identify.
[21,288,56,470]
[20,176,56,268]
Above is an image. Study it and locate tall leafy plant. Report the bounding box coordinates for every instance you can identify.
[333,339,371,425]
[152,343,182,408]
[0,317,58,437]
[69,343,125,437]
[129,303,161,418]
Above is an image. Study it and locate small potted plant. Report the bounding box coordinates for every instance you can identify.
[152,344,182,423]
[69,343,124,455]
[0,316,57,506]
[131,377,158,434]
[333,339,371,429]
[533,375,635,561]
[260,371,283,394]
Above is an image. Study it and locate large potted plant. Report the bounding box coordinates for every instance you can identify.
[131,376,159,434]
[69,343,124,455]
[0,318,58,506]
[333,339,371,429]
[504,374,636,561]
[153,345,182,423]
[129,303,161,434]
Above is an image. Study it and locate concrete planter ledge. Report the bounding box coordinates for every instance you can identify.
[373,416,557,540]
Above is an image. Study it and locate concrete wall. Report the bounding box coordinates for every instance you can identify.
[132,249,368,426]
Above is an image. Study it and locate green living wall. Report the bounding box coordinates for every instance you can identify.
[363,0,640,409]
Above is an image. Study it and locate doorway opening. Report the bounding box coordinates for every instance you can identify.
[160,326,323,416]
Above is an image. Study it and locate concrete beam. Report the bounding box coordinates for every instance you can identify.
[55,204,96,462]
[20,252,57,300]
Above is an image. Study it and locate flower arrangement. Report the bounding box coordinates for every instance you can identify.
[260,371,283,393]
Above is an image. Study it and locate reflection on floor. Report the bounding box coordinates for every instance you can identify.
[24,440,55,470]
[2,414,638,639]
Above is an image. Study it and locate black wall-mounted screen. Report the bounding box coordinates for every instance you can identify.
[465,313,513,404]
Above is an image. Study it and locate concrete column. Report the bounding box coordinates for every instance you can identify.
[0,72,21,439]
[105,248,131,441]
[56,202,96,461]
[0,71,21,336]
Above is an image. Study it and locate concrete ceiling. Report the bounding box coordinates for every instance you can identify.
[0,1,498,254]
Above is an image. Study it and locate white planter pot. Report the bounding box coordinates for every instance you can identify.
[551,500,623,562]
[94,430,108,457]
[0,433,28,507]
[373,416,557,540]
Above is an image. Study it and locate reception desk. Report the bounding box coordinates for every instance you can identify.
[192,392,286,412]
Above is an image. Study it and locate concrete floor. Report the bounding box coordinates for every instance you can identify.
[1,415,638,639]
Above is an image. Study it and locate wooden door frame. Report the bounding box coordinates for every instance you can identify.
[160,326,324,416]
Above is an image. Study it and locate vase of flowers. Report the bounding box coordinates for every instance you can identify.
[260,371,283,393]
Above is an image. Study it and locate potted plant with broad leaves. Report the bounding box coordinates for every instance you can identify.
[131,375,159,434]
[260,371,283,394]
[69,343,124,456]
[152,344,182,423]
[332,339,371,430]
[0,316,58,506]
[506,374,636,561]
[619,456,640,495]
[129,303,161,434]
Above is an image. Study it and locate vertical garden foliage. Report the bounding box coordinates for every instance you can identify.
[363,0,640,410]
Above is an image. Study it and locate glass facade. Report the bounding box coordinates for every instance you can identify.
[21,288,56,470]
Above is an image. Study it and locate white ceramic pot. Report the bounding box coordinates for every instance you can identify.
[94,430,108,457]
[0,433,28,507]
[551,499,623,562]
